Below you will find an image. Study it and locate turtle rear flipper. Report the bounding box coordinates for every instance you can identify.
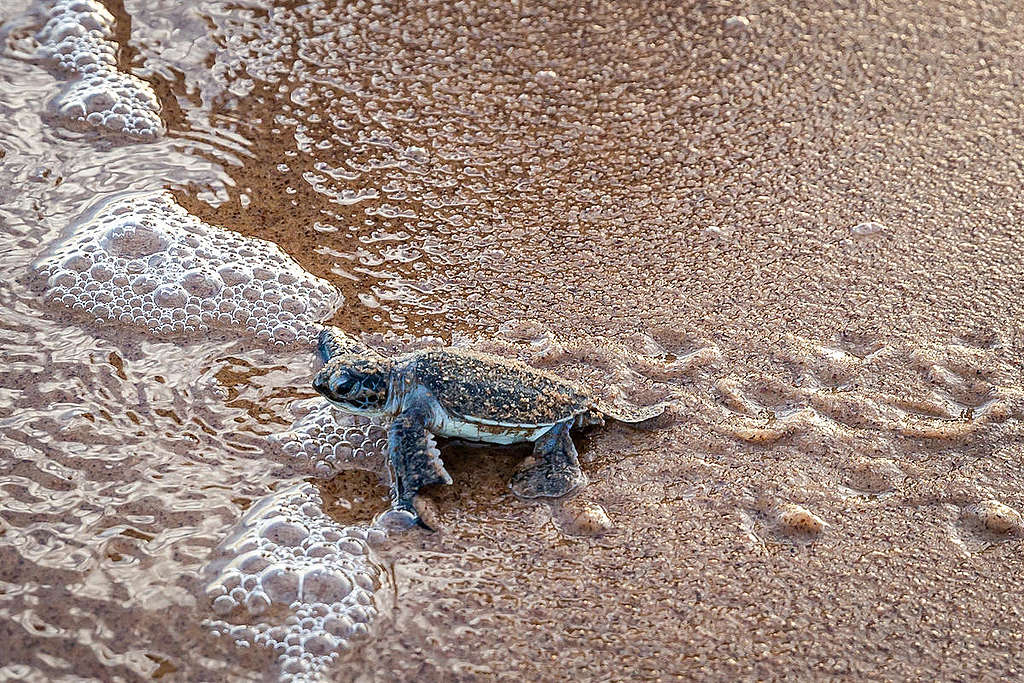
[595,399,671,424]
[317,326,381,363]
[509,421,588,499]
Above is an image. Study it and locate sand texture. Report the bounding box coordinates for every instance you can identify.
[1,0,1023,680]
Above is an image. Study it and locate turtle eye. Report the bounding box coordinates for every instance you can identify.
[330,373,358,396]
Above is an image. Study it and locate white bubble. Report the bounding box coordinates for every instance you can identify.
[300,568,352,604]
[217,264,250,286]
[851,221,886,237]
[245,591,271,616]
[50,271,76,288]
[87,262,113,282]
[153,283,188,309]
[181,269,222,297]
[337,539,364,556]
[272,324,298,343]
[323,615,353,637]
[261,566,301,604]
[302,634,336,656]
[260,520,309,546]
[212,595,237,615]
[281,296,306,314]
[62,253,92,271]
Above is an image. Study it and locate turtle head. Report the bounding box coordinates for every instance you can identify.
[312,354,393,416]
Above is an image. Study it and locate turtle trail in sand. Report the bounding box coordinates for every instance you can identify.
[311,327,667,528]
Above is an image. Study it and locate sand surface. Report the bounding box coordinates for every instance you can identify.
[2,0,1024,680]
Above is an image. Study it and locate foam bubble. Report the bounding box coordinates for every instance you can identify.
[269,399,387,479]
[33,0,164,138]
[35,191,341,346]
[204,482,387,682]
[851,221,886,237]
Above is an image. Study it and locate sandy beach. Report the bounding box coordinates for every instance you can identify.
[1,0,1023,679]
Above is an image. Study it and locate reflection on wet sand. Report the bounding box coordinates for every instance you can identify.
[2,0,1024,680]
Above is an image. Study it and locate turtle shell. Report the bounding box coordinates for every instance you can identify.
[411,349,592,427]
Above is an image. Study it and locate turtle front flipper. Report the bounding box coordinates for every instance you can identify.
[509,421,588,499]
[382,404,453,529]
[316,326,382,363]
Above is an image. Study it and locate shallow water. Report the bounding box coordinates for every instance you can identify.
[2,0,1024,680]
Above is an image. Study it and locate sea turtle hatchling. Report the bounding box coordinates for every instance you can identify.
[311,327,668,528]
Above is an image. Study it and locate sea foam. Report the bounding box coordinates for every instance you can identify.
[269,399,388,479]
[35,191,341,346]
[34,0,164,138]
[204,482,388,682]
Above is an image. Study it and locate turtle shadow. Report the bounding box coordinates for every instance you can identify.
[315,435,616,533]
[416,440,531,528]
[311,440,530,531]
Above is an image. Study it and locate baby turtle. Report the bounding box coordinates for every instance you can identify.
[312,327,666,528]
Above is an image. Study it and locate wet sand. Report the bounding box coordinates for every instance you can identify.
[2,0,1024,680]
